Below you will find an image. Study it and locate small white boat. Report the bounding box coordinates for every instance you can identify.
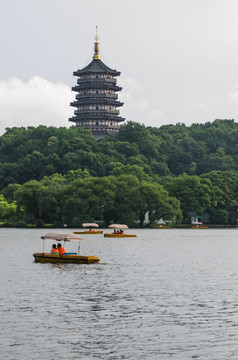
[191,217,208,229]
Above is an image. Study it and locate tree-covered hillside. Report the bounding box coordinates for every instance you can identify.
[1,119,238,188]
[1,119,238,226]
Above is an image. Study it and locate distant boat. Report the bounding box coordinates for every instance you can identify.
[74,223,103,235]
[33,232,100,264]
[154,224,171,229]
[104,224,137,237]
[191,217,208,229]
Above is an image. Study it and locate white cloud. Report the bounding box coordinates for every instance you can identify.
[0,76,74,135]
[119,76,163,126]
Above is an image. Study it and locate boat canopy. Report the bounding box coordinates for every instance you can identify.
[41,232,83,242]
[108,224,129,229]
[82,223,99,228]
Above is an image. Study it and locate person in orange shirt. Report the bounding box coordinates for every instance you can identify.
[57,243,66,256]
[51,244,59,255]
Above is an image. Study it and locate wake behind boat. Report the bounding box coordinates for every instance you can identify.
[73,223,103,235]
[104,224,137,237]
[33,232,100,264]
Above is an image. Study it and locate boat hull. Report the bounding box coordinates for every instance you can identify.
[191,226,208,229]
[154,226,171,229]
[104,233,137,237]
[33,253,100,264]
[73,230,103,234]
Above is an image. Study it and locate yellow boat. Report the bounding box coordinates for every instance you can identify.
[33,253,100,264]
[74,230,103,234]
[33,232,100,264]
[104,224,137,238]
[74,223,103,235]
[191,225,208,229]
[154,225,171,229]
[104,233,137,238]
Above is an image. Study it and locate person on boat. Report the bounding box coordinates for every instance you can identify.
[57,243,66,256]
[51,244,59,255]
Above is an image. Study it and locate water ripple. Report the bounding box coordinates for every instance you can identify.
[1,228,238,359]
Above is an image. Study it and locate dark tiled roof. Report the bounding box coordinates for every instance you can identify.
[72,84,122,92]
[69,114,125,122]
[74,59,120,76]
[71,99,124,107]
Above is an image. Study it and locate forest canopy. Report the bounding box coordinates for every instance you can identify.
[1,119,238,226]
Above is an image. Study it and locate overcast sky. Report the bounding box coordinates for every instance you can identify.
[1,0,238,135]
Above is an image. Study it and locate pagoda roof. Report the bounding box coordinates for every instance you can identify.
[70,99,124,107]
[74,59,120,77]
[69,114,125,122]
[72,83,122,92]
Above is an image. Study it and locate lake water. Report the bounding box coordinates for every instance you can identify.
[1,228,238,359]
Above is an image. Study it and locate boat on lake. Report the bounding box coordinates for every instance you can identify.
[154,225,171,229]
[33,232,100,264]
[73,223,103,234]
[191,217,208,229]
[104,224,137,237]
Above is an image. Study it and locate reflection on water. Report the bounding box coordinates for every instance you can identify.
[1,228,238,359]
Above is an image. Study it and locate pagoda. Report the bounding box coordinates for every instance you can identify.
[69,29,125,139]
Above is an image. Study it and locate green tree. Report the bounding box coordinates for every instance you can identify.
[134,182,182,226]
[0,194,17,221]
[14,180,46,223]
[106,175,140,226]
[164,174,224,221]
[109,163,150,181]
[1,183,22,202]
[65,169,91,183]
[61,177,115,225]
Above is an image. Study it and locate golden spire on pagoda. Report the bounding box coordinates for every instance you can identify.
[93,26,101,60]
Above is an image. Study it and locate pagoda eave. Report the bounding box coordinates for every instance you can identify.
[73,59,121,77]
[69,115,125,122]
[70,100,124,107]
[72,84,122,92]
[68,123,121,131]
[73,70,120,77]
